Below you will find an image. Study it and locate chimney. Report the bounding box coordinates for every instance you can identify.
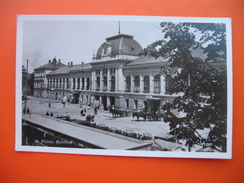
[71,62,73,67]
[59,59,61,63]
[49,59,51,63]
[53,57,57,66]
[82,62,84,67]
[68,62,70,66]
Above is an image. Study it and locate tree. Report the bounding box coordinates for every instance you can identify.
[142,22,227,152]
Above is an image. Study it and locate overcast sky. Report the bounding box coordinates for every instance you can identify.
[21,18,164,72]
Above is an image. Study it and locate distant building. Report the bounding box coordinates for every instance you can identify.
[33,57,66,98]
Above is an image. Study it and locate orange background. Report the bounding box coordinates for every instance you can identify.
[0,0,243,182]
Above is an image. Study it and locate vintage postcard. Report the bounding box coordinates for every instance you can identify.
[16,15,232,159]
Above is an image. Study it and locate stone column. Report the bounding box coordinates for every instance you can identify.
[100,71,103,91]
[84,77,87,91]
[69,78,72,90]
[130,75,134,93]
[63,78,66,89]
[115,68,118,92]
[107,68,110,91]
[150,74,154,94]
[117,67,124,92]
[92,70,95,91]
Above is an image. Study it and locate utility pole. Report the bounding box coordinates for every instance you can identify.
[24,59,29,111]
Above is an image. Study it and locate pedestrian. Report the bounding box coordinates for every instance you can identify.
[94,106,98,115]
[186,139,193,152]
[49,102,51,108]
[46,111,49,116]
[50,112,53,117]
[80,108,84,116]
[91,114,95,122]
[23,108,26,114]
[28,109,31,118]
[83,108,86,116]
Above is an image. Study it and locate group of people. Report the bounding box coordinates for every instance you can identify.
[46,111,53,117]
[23,108,30,114]
[80,106,97,122]
[86,114,95,122]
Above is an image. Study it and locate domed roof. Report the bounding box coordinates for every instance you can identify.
[95,34,142,60]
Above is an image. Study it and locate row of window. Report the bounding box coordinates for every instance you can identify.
[46,78,90,90]
[125,75,172,93]
[94,74,172,93]
[96,76,115,91]
[95,68,116,76]
[35,74,172,93]
[34,72,45,77]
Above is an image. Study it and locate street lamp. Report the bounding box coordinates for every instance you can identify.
[24,59,29,111]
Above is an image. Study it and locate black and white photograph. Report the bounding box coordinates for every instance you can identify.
[16,15,232,159]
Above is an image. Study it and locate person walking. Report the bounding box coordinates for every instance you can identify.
[80,108,84,116]
[94,106,98,115]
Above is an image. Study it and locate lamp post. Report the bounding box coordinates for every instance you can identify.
[24,59,29,111]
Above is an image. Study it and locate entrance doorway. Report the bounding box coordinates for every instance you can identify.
[144,101,148,111]
[150,100,160,114]
[110,97,115,106]
[102,96,107,110]
[72,93,79,104]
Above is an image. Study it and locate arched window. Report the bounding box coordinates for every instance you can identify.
[96,76,100,91]
[81,78,85,90]
[77,78,80,89]
[59,79,62,88]
[134,76,140,93]
[66,78,69,89]
[111,76,115,92]
[125,76,131,92]
[72,78,75,89]
[103,76,107,91]
[165,75,172,93]
[143,75,150,93]
[154,75,161,94]
[86,78,89,90]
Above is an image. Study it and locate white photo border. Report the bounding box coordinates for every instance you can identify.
[16,15,232,159]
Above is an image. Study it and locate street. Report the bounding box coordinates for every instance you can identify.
[23,96,171,139]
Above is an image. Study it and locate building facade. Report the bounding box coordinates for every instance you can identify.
[33,58,66,98]
[33,33,179,113]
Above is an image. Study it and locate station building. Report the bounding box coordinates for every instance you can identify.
[33,32,211,114]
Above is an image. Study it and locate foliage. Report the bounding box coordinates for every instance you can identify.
[142,22,227,151]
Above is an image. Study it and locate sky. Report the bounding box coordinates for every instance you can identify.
[21,17,164,72]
